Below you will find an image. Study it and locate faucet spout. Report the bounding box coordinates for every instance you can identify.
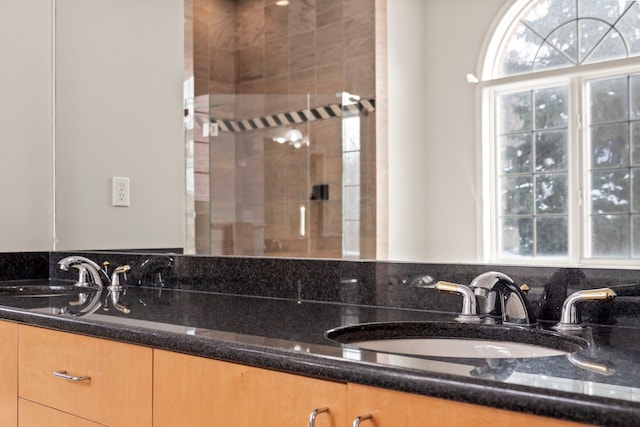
[491,279,537,326]
[58,256,106,288]
[469,271,537,326]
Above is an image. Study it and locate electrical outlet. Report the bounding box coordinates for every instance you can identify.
[112,176,130,207]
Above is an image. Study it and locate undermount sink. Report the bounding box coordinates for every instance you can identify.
[326,321,588,359]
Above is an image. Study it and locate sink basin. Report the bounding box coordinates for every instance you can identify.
[326,321,588,359]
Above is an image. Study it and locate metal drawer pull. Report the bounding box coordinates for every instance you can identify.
[53,370,91,382]
[352,413,373,427]
[308,407,329,427]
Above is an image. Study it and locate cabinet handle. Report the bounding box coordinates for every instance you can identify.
[53,370,91,382]
[352,413,373,427]
[308,407,329,427]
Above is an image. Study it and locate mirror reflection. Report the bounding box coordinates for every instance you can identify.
[55,0,640,267]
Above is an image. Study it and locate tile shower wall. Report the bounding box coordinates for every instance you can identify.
[190,0,380,258]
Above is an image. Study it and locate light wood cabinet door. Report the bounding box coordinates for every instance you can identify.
[18,325,152,427]
[18,399,105,427]
[154,349,347,427]
[0,320,17,426]
[347,383,593,427]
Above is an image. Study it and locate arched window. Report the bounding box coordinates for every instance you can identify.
[481,0,640,265]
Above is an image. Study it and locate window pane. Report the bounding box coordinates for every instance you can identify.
[591,214,630,257]
[632,122,640,165]
[533,41,575,71]
[343,220,360,257]
[631,74,640,120]
[536,173,567,214]
[498,91,531,133]
[496,0,640,78]
[343,186,360,220]
[589,76,629,124]
[500,24,543,76]
[343,152,360,186]
[633,168,640,212]
[633,215,640,256]
[535,130,567,172]
[584,31,628,64]
[545,23,578,64]
[578,0,633,24]
[616,2,640,57]
[499,134,532,174]
[501,218,533,256]
[591,169,630,213]
[536,217,568,256]
[534,86,568,129]
[578,18,611,63]
[524,0,576,36]
[501,176,533,215]
[591,123,629,168]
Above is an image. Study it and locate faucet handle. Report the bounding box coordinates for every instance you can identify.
[435,281,481,323]
[554,288,616,332]
[109,265,131,291]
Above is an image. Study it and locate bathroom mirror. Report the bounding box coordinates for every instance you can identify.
[53,0,521,264]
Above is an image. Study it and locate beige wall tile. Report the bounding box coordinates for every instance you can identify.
[209,3,235,49]
[238,45,265,82]
[209,133,235,168]
[264,76,289,96]
[265,3,289,41]
[208,80,235,94]
[316,2,342,28]
[193,42,209,81]
[236,0,265,49]
[343,0,375,19]
[289,68,315,96]
[236,78,265,94]
[316,22,343,65]
[289,30,316,74]
[288,0,316,35]
[315,62,344,95]
[264,37,289,78]
[209,47,236,83]
[345,54,375,98]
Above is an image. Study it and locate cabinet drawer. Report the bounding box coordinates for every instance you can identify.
[0,321,17,427]
[19,399,105,427]
[18,325,152,427]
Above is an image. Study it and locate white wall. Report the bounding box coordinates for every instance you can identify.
[0,0,54,252]
[55,0,185,250]
[387,0,507,263]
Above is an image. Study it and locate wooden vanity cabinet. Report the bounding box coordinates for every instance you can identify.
[1,322,598,427]
[17,325,152,427]
[153,349,347,427]
[18,399,104,427]
[0,321,17,426]
[346,383,593,427]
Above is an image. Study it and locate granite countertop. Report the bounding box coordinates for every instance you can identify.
[0,279,639,426]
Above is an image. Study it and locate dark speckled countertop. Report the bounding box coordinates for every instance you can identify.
[1,251,640,426]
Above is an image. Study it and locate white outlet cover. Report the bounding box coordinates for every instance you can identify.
[112,176,130,207]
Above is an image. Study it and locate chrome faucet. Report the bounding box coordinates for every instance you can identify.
[433,271,536,326]
[469,271,537,326]
[58,256,106,288]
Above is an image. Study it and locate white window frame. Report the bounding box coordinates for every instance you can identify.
[481,60,640,267]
